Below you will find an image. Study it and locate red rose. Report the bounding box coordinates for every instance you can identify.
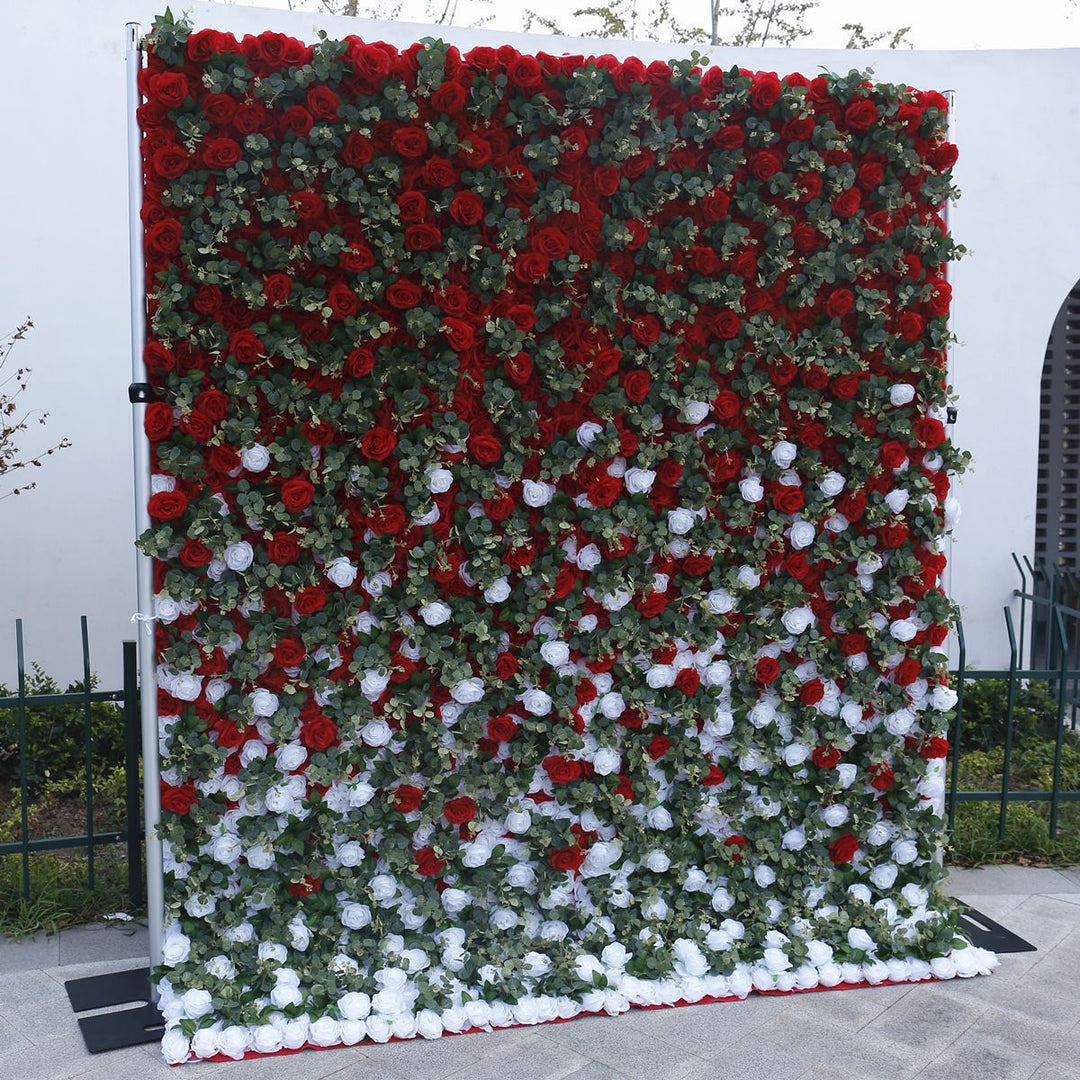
[267,534,301,565]
[151,146,190,179]
[713,310,742,339]
[800,679,826,706]
[549,846,585,872]
[203,137,242,169]
[879,521,910,549]
[229,329,264,364]
[488,714,519,741]
[143,402,174,441]
[893,657,922,686]
[415,846,446,877]
[431,82,466,113]
[301,715,338,751]
[544,755,583,784]
[812,743,840,768]
[832,188,862,217]
[287,875,323,897]
[392,126,429,159]
[825,288,855,319]
[449,191,485,226]
[470,434,502,465]
[147,71,188,108]
[630,315,661,346]
[588,475,621,508]
[361,427,397,462]
[343,132,375,168]
[749,72,782,110]
[281,477,315,512]
[870,764,896,791]
[880,441,908,469]
[828,832,859,865]
[146,219,182,256]
[307,85,340,119]
[675,668,701,695]
[273,638,305,666]
[161,782,198,815]
[262,273,292,307]
[346,348,376,378]
[386,280,423,309]
[844,99,879,131]
[840,632,867,656]
[702,764,727,786]
[772,486,805,514]
[179,538,213,569]
[444,796,477,825]
[405,223,443,251]
[898,311,925,342]
[327,284,360,319]
[622,370,651,403]
[914,417,946,448]
[646,735,672,760]
[755,656,780,685]
[494,653,519,680]
[920,736,949,759]
[394,785,424,813]
[749,149,783,181]
[294,585,327,615]
[148,490,188,521]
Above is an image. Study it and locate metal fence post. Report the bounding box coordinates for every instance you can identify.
[15,620,30,900]
[80,616,96,891]
[948,619,967,832]
[122,640,144,908]
[1000,607,1019,842]
[1050,609,1070,839]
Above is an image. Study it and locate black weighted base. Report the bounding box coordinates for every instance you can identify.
[64,966,164,1053]
[958,905,1037,953]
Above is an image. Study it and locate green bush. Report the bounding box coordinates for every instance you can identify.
[958,677,1070,752]
[0,663,126,795]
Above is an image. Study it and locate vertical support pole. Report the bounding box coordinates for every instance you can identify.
[122,640,144,908]
[81,616,96,891]
[127,20,163,978]
[16,620,30,901]
[942,89,956,625]
[947,619,966,832]
[1011,552,1027,674]
[1050,609,1069,839]
[999,607,1019,843]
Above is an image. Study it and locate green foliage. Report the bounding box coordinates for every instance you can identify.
[0,663,125,794]
[949,677,1080,866]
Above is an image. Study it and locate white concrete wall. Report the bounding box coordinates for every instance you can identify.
[1,0,1075,685]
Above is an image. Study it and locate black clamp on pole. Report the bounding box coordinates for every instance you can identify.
[946,406,958,425]
[128,382,155,404]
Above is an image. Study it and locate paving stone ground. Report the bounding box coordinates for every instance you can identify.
[1,866,1078,1080]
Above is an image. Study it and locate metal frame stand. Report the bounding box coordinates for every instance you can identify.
[65,22,165,1055]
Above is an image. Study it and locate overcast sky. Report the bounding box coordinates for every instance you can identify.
[211,0,1080,50]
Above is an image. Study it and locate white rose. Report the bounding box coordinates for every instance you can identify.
[181,988,213,1018]
[870,863,898,889]
[442,888,470,915]
[251,1025,283,1055]
[577,421,603,447]
[576,544,602,571]
[890,383,916,406]
[705,589,735,615]
[308,1017,341,1047]
[646,665,675,689]
[885,489,910,514]
[427,466,453,493]
[161,1030,191,1064]
[819,471,846,497]
[683,399,710,424]
[171,672,202,702]
[884,709,915,736]
[782,827,806,851]
[452,678,485,704]
[668,508,697,535]
[241,444,270,472]
[931,685,959,710]
[506,863,537,888]
[892,839,919,864]
[771,441,797,468]
[523,689,552,715]
[821,804,849,827]
[835,763,858,789]
[645,850,670,872]
[361,719,393,747]
[782,607,815,635]
[599,589,632,611]
[250,688,279,717]
[326,557,357,588]
[624,468,656,494]
[739,477,764,502]
[790,521,816,549]
[276,742,307,773]
[484,578,511,603]
[341,903,372,930]
[890,619,917,642]
[224,541,254,572]
[540,641,570,667]
[782,744,810,767]
[420,601,452,626]
[523,480,554,507]
[754,864,777,887]
[162,932,191,966]
[592,747,621,776]
[847,927,876,953]
[417,1009,444,1040]
[506,809,532,833]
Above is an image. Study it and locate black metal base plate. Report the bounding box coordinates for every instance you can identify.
[959,905,1037,953]
[64,967,164,1053]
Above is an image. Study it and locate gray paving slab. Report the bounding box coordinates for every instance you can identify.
[948,865,1080,895]
[57,923,149,966]
[0,931,58,974]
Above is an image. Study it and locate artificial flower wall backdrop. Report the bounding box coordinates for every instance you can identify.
[136,13,995,1063]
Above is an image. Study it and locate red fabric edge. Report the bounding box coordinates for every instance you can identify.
[187,974,939,1065]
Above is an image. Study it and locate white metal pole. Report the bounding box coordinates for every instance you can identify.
[943,89,957,662]
[126,20,164,982]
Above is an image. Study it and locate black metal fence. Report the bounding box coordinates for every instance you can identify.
[947,555,1080,840]
[0,618,143,905]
